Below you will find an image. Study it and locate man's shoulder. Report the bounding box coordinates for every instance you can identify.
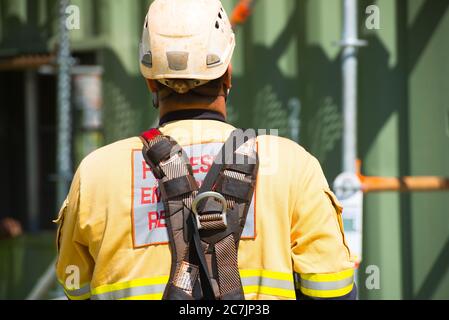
[255,134,320,181]
[79,137,142,173]
[257,134,312,161]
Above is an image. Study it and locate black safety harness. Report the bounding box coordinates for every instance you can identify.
[140,128,259,300]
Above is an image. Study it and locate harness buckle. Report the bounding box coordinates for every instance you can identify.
[191,192,228,230]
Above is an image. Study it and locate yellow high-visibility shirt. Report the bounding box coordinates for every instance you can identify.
[55,119,355,300]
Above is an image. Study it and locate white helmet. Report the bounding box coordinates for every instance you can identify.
[139,0,235,94]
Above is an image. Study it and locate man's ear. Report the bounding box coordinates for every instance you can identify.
[145,78,159,93]
[223,64,233,90]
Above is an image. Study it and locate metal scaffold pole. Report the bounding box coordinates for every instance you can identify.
[27,0,72,301]
[56,0,73,208]
[334,0,367,297]
[342,0,363,174]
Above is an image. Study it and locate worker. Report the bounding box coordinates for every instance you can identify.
[55,0,356,300]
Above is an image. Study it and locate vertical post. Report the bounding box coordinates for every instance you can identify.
[338,0,366,297]
[25,70,39,232]
[342,0,360,174]
[56,0,73,208]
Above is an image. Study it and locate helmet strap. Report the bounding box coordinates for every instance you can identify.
[152,91,159,109]
[224,88,231,102]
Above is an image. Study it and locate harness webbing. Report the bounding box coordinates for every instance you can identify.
[140,129,259,300]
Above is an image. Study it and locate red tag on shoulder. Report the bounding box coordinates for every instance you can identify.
[141,128,162,141]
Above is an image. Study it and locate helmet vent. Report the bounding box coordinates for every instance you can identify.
[166,51,189,71]
[141,52,152,68]
[207,54,221,68]
[215,21,220,29]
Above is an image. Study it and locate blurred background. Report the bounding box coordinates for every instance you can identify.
[0,0,448,300]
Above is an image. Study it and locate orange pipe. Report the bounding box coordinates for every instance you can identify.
[356,160,449,193]
[360,176,449,193]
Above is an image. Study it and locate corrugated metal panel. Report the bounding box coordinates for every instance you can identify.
[0,0,448,300]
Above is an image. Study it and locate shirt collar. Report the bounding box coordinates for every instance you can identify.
[159,109,227,127]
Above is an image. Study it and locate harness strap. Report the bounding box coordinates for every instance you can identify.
[146,139,182,165]
[216,234,241,297]
[216,174,253,201]
[140,128,259,300]
[164,176,198,199]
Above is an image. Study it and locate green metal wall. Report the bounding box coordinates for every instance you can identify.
[358,0,449,299]
[0,0,448,300]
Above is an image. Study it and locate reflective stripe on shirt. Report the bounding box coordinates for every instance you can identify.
[87,270,296,300]
[295,269,355,298]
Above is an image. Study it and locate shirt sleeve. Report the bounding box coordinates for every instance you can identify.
[291,153,356,299]
[54,167,94,300]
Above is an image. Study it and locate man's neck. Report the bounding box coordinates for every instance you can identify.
[159,95,227,119]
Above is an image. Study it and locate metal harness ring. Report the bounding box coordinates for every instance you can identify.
[191,192,228,230]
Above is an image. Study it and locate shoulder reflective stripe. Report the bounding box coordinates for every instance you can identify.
[240,270,296,299]
[300,283,354,298]
[91,276,169,300]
